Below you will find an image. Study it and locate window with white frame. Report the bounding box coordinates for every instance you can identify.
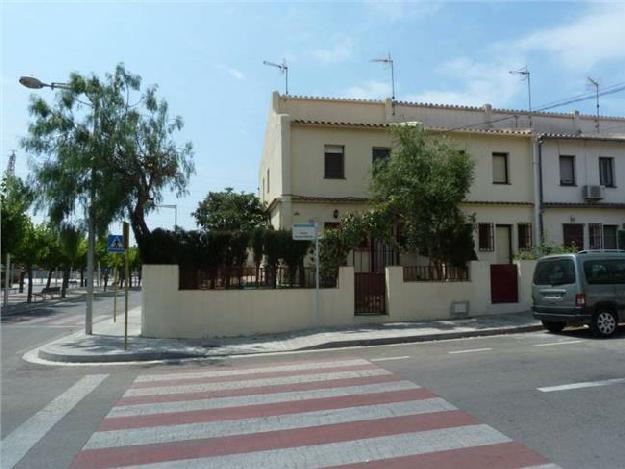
[478,223,494,251]
[492,152,509,184]
[599,157,615,187]
[559,155,575,186]
[589,223,603,249]
[324,145,345,179]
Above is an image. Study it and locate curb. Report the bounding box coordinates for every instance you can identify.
[301,324,544,349]
[36,323,544,364]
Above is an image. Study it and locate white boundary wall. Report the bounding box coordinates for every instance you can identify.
[142,265,355,339]
[386,260,536,321]
[142,261,537,339]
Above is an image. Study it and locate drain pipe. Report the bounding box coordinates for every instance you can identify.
[537,137,545,245]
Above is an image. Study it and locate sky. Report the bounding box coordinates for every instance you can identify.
[2,0,625,236]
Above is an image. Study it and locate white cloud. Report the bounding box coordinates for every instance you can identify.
[515,3,625,71]
[344,80,392,99]
[406,56,525,107]
[216,64,245,80]
[312,36,354,64]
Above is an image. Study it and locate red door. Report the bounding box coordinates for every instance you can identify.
[490,264,518,303]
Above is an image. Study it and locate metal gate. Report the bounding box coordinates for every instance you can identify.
[354,272,386,315]
[352,243,397,315]
[490,264,518,303]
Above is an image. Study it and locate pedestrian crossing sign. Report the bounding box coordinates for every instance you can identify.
[107,234,125,253]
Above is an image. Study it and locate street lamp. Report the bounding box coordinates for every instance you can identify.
[147,198,177,228]
[20,75,96,335]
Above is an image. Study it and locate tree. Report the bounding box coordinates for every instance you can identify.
[371,125,476,270]
[1,174,31,262]
[193,188,268,232]
[14,222,49,302]
[21,63,194,243]
[58,224,85,297]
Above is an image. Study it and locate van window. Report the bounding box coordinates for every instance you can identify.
[534,259,576,286]
[584,260,625,284]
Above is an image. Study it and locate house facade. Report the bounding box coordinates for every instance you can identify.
[259,92,625,264]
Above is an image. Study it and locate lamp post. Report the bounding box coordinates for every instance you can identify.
[147,198,177,228]
[20,75,97,335]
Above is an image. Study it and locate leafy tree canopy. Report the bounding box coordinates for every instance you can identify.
[21,63,194,242]
[371,125,476,266]
[193,188,268,232]
[1,174,32,258]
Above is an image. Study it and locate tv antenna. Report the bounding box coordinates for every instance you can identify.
[263,59,289,95]
[371,53,395,100]
[509,66,532,113]
[587,76,600,133]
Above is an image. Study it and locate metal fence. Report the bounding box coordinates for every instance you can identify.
[403,265,469,282]
[179,266,337,290]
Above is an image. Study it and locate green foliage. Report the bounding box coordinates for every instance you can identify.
[370,125,475,266]
[21,63,194,241]
[513,242,580,260]
[193,188,268,232]
[1,175,32,259]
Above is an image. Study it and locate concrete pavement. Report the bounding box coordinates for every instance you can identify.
[32,306,543,364]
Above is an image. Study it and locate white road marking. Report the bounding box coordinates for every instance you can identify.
[370,356,411,362]
[87,398,457,449]
[538,377,625,393]
[110,380,420,417]
[135,358,370,382]
[533,340,583,347]
[448,347,493,354]
[126,424,510,469]
[124,368,391,397]
[0,374,108,469]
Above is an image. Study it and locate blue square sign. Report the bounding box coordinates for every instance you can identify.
[107,234,125,253]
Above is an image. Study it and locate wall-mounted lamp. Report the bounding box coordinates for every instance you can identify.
[333,209,339,219]
[570,216,576,223]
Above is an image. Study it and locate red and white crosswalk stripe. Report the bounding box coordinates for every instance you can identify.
[71,358,558,469]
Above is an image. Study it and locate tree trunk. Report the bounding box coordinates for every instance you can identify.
[138,268,142,287]
[61,268,70,298]
[27,266,33,303]
[19,270,25,293]
[103,270,109,291]
[130,204,150,243]
[46,270,53,289]
[80,268,84,287]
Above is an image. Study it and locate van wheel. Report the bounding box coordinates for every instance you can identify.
[591,310,618,338]
[542,321,566,333]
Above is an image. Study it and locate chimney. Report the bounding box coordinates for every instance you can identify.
[483,104,493,128]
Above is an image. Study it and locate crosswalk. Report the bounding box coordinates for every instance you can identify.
[71,358,557,468]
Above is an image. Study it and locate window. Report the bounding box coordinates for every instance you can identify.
[492,152,509,184]
[372,148,390,174]
[324,145,344,179]
[563,223,584,249]
[478,223,494,251]
[534,259,576,286]
[518,223,532,250]
[559,155,575,186]
[589,223,603,249]
[266,169,270,193]
[324,222,340,232]
[603,225,618,249]
[599,157,615,187]
[584,260,625,285]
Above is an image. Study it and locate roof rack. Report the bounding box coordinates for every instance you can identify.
[577,249,625,254]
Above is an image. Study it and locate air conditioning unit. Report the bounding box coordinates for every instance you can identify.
[583,185,604,200]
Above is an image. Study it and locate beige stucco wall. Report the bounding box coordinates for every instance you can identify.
[541,139,625,204]
[142,265,355,339]
[386,260,536,321]
[543,207,625,249]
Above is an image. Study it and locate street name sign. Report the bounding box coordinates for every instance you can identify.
[292,223,316,241]
[107,234,125,253]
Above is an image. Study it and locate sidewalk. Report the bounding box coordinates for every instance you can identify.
[2,286,90,315]
[34,306,543,364]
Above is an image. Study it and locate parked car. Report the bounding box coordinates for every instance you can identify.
[532,250,625,337]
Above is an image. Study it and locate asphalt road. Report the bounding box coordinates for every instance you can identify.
[1,304,624,468]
